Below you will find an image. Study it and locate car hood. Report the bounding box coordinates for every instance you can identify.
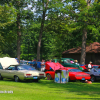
[46,62,65,71]
[0,57,19,69]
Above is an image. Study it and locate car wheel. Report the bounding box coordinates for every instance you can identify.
[91,75,95,82]
[0,74,3,80]
[68,77,70,82]
[14,76,20,82]
[47,74,52,80]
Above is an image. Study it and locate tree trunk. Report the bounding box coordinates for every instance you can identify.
[16,13,21,63]
[37,0,49,60]
[80,0,91,64]
[87,0,91,6]
[37,11,45,60]
[80,29,87,64]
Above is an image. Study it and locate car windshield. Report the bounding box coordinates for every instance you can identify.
[94,68,100,72]
[17,65,36,70]
[68,69,82,72]
[64,59,72,63]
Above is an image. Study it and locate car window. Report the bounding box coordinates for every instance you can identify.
[17,65,36,70]
[64,59,71,63]
[8,66,15,70]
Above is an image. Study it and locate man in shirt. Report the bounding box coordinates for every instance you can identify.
[88,61,92,71]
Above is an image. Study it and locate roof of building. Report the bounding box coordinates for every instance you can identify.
[62,42,100,54]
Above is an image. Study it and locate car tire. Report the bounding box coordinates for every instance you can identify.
[68,77,70,82]
[47,74,52,80]
[0,74,3,80]
[91,75,95,82]
[14,76,20,82]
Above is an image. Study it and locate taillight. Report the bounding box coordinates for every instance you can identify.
[26,74,32,76]
[39,74,44,76]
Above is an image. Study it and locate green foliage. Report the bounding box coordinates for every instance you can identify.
[0,0,100,61]
[0,4,17,53]
[0,52,10,57]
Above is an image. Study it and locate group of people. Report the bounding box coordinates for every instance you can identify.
[29,59,54,71]
[30,59,45,71]
[28,58,93,72]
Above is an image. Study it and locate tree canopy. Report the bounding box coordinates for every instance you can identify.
[0,0,100,63]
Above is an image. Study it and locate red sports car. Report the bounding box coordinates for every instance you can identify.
[45,62,91,81]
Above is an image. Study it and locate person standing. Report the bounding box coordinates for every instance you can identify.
[32,59,37,69]
[88,61,92,71]
[37,60,41,71]
[41,59,45,72]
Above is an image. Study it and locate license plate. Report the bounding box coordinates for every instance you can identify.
[82,78,85,80]
[33,77,38,79]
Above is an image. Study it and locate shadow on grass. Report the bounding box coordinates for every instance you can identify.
[1,78,39,83]
[1,78,100,98]
[37,79,100,98]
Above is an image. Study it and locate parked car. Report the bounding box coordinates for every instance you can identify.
[0,64,45,82]
[80,64,100,72]
[84,68,100,82]
[45,62,91,81]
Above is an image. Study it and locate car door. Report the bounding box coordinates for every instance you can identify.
[7,66,18,79]
[1,66,14,78]
[4,65,16,79]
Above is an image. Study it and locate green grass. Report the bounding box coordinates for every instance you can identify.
[0,79,100,100]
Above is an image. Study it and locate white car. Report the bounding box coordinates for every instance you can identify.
[0,64,46,82]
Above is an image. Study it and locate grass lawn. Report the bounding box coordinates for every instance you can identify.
[0,79,100,100]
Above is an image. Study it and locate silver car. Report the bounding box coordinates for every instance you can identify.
[85,68,100,82]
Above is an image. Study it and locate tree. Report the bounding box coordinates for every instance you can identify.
[0,0,31,62]
[0,4,17,53]
[67,0,93,64]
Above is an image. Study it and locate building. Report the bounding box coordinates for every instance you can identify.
[62,42,100,64]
